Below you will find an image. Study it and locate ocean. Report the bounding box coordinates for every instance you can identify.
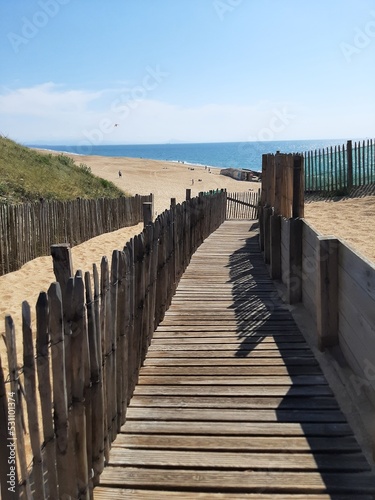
[30,139,349,172]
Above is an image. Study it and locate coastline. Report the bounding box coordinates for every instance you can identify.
[33,148,261,216]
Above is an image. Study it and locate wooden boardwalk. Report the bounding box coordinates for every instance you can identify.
[95,220,375,498]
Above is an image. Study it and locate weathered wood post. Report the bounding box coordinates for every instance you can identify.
[5,316,32,498]
[270,214,281,279]
[84,270,104,485]
[287,218,303,304]
[22,302,45,499]
[36,292,59,498]
[143,202,153,227]
[293,154,304,218]
[51,244,74,296]
[316,237,339,351]
[45,284,72,497]
[186,188,191,200]
[0,352,17,500]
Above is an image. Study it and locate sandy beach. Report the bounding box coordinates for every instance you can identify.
[1,151,375,372]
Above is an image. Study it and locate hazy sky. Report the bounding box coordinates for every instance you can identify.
[1,0,374,145]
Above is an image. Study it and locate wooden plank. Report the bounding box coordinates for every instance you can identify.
[143,357,318,366]
[133,385,332,397]
[94,489,372,499]
[126,407,345,422]
[98,467,375,493]
[107,448,369,471]
[146,350,316,358]
[129,395,338,410]
[339,242,375,301]
[137,366,321,376]
[112,433,360,452]
[120,420,353,436]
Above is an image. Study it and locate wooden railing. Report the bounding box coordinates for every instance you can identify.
[0,190,226,499]
[0,194,152,276]
[259,152,375,455]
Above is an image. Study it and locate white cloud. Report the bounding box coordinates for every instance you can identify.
[1,82,373,144]
[0,82,102,117]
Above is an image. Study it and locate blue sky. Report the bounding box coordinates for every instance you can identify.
[0,0,374,145]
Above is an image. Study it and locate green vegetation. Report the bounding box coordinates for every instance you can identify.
[0,136,126,203]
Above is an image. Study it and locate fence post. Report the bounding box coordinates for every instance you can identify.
[143,202,153,227]
[292,155,304,218]
[263,206,272,264]
[5,316,31,498]
[316,237,339,351]
[22,301,45,499]
[0,353,16,500]
[36,292,59,498]
[287,218,303,304]
[186,189,191,201]
[270,214,281,279]
[347,140,353,190]
[51,243,74,304]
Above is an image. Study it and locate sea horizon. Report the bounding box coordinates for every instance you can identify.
[28,138,352,172]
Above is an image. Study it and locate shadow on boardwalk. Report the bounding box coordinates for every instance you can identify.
[229,223,375,496]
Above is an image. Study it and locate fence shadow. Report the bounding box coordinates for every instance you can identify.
[228,225,370,495]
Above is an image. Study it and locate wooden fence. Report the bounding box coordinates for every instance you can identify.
[226,191,260,219]
[0,190,226,499]
[304,138,375,194]
[0,194,152,276]
[259,152,375,456]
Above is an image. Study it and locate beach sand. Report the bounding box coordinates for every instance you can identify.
[304,196,375,263]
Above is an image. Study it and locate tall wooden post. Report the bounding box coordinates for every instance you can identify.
[292,155,304,218]
[317,237,339,351]
[186,189,191,201]
[270,214,281,279]
[287,218,303,304]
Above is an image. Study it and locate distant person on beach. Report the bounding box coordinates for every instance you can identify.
[191,179,194,185]
[118,170,122,177]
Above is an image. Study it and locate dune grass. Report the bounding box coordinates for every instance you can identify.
[0,136,126,203]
